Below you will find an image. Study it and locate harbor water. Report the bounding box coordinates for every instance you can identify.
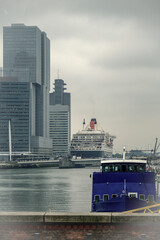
[0,167,99,212]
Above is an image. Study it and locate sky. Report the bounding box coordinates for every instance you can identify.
[0,0,160,153]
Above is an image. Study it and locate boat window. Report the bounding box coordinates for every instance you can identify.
[112,194,118,198]
[103,194,109,201]
[139,194,145,201]
[103,164,109,172]
[148,195,154,202]
[134,165,138,172]
[109,164,114,172]
[114,165,120,172]
[128,165,134,172]
[94,195,100,203]
[122,164,127,172]
[121,194,127,197]
[137,165,145,172]
[128,193,137,198]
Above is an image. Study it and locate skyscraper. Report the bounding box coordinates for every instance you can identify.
[50,79,71,157]
[0,24,52,158]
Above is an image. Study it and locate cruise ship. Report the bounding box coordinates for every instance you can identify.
[70,118,116,158]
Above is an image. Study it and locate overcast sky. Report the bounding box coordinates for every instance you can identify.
[0,0,160,153]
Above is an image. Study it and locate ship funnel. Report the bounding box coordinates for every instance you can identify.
[90,118,97,130]
[123,147,126,161]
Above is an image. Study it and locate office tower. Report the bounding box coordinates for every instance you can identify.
[1,24,52,158]
[50,79,71,157]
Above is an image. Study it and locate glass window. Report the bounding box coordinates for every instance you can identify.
[148,195,154,202]
[112,194,118,198]
[128,165,134,172]
[139,194,145,201]
[134,165,138,172]
[128,193,137,198]
[109,164,114,172]
[114,165,120,172]
[103,164,109,172]
[137,165,145,172]
[94,195,100,202]
[103,194,109,201]
[122,165,127,172]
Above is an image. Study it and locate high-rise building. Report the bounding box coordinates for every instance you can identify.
[0,24,52,159]
[50,79,71,157]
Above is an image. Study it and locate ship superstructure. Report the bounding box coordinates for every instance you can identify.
[70,118,116,158]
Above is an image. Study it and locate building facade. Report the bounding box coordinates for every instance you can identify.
[50,79,71,157]
[1,24,52,159]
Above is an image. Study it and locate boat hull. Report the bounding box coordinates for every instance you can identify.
[92,195,153,212]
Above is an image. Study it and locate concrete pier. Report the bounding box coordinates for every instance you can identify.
[0,212,160,239]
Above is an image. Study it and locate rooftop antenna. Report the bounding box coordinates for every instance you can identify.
[57,68,60,79]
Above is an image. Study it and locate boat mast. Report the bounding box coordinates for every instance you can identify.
[123,146,126,161]
[9,119,12,161]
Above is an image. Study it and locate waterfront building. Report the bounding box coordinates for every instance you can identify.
[50,79,71,157]
[0,24,52,160]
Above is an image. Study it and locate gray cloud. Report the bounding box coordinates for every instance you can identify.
[0,0,160,152]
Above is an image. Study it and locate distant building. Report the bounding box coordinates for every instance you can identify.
[50,79,71,157]
[0,24,52,159]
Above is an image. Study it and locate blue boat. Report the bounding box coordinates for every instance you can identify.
[91,148,156,212]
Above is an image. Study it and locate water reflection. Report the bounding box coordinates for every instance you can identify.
[0,167,98,212]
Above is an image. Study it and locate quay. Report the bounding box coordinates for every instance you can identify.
[0,212,160,239]
[0,159,59,169]
[0,158,101,169]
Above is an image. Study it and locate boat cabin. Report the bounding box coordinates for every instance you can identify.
[101,159,146,173]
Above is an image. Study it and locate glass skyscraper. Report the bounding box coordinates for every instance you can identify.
[1,24,52,159]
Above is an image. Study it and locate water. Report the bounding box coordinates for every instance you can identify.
[0,167,99,212]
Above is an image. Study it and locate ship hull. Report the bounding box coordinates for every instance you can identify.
[92,195,151,212]
[91,170,156,212]
[71,150,112,158]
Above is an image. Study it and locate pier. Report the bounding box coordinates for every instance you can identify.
[0,212,160,239]
[0,158,101,169]
[0,159,59,168]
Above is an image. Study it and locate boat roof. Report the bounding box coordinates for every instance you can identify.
[101,159,147,164]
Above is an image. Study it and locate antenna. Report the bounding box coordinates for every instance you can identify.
[57,68,60,79]
[123,146,126,161]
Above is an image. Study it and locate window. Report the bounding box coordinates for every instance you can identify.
[128,193,137,198]
[94,195,100,203]
[128,165,134,172]
[122,165,127,172]
[139,194,145,201]
[114,165,120,172]
[103,194,109,201]
[112,194,118,198]
[137,165,145,172]
[148,195,154,202]
[109,164,114,172]
[103,164,109,172]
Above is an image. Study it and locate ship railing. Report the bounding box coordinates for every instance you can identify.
[123,202,160,213]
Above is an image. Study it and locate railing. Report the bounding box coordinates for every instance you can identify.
[123,203,160,213]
